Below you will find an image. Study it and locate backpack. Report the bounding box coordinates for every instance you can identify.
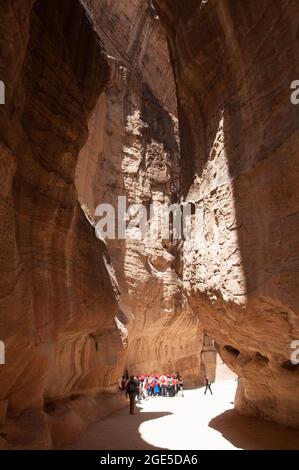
[127,381,137,393]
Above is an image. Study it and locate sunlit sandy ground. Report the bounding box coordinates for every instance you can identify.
[137,381,236,450]
[64,365,299,450]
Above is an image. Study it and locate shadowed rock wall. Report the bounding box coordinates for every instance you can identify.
[154,0,299,427]
[0,0,126,449]
[76,0,216,385]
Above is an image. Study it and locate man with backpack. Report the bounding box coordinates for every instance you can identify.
[204,376,213,395]
[126,375,139,414]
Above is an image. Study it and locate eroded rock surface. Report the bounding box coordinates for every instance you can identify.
[154,0,299,427]
[0,0,126,449]
[76,0,216,385]
[0,0,217,450]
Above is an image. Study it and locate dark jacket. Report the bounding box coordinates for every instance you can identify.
[126,379,138,396]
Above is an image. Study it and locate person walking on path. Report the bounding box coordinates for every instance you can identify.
[178,374,184,397]
[126,375,138,414]
[204,376,213,395]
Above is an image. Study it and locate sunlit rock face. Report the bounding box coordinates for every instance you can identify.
[0,0,126,449]
[154,0,299,427]
[76,0,216,385]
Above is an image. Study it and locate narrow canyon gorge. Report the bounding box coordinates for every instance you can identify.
[0,0,299,450]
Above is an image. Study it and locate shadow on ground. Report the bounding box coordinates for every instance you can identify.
[209,409,299,450]
[63,407,171,450]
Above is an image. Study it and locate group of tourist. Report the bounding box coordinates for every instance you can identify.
[120,370,213,414]
[122,371,185,414]
[120,371,184,398]
[119,371,185,413]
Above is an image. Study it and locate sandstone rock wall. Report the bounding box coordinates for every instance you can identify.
[0,0,126,449]
[154,0,299,427]
[76,0,216,385]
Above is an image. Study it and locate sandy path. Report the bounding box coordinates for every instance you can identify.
[64,374,299,450]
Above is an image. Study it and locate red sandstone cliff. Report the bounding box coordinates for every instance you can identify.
[4,0,298,449]
[76,0,215,384]
[154,0,299,428]
[0,0,215,449]
[0,0,126,449]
